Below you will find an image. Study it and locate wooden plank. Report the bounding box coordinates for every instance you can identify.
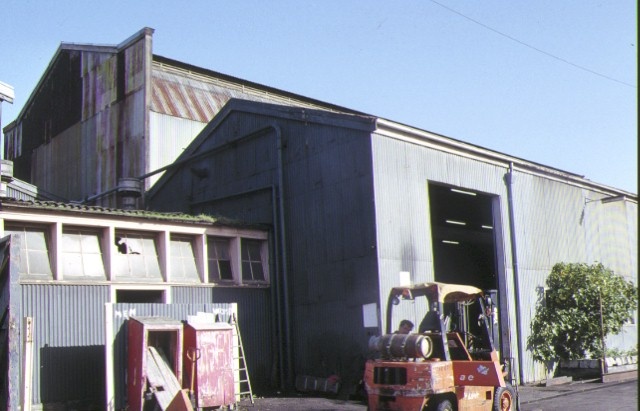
[147,347,182,410]
[21,317,34,411]
[166,390,194,411]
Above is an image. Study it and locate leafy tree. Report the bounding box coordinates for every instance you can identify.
[528,262,638,363]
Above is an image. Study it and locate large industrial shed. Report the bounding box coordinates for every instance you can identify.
[147,98,637,388]
[2,27,359,208]
[3,24,637,399]
[0,184,272,409]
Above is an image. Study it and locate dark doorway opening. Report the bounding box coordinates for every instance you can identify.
[429,182,509,361]
[428,183,497,290]
[116,289,165,303]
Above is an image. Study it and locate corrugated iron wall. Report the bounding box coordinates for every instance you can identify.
[19,283,267,408]
[30,37,150,207]
[371,133,637,383]
[282,122,380,388]
[147,65,347,192]
[32,123,83,202]
[149,110,381,391]
[508,173,588,380]
[148,112,207,187]
[582,194,638,354]
[371,134,512,338]
[149,105,636,386]
[21,284,109,407]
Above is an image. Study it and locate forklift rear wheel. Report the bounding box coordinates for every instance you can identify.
[493,385,516,411]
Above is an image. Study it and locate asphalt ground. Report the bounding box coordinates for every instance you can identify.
[236,375,638,410]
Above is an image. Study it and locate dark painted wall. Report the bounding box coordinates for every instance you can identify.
[149,106,381,394]
[9,51,82,181]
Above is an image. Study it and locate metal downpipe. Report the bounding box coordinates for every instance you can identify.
[271,185,285,390]
[507,162,524,383]
[271,122,293,389]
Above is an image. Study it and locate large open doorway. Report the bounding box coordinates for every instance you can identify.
[428,182,506,354]
[428,183,498,289]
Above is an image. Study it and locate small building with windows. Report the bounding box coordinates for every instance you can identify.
[0,195,272,409]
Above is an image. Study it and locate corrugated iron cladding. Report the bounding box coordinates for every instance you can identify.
[152,69,262,122]
[21,284,109,406]
[150,67,341,123]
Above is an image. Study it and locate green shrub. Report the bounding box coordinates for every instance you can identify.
[527,262,637,363]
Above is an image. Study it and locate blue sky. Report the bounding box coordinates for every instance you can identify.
[1,0,637,193]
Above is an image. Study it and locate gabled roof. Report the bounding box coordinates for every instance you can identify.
[8,26,363,129]
[145,98,378,198]
[7,28,152,127]
[6,28,636,200]
[152,54,366,121]
[147,98,637,201]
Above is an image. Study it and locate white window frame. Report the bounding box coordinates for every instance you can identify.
[60,226,107,280]
[169,234,201,284]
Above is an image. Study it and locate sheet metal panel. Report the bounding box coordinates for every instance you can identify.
[32,123,84,202]
[155,113,380,385]
[584,198,637,280]
[275,122,380,380]
[510,173,587,271]
[18,283,249,408]
[370,133,512,297]
[21,284,109,407]
[81,52,117,120]
[513,268,549,382]
[32,39,148,208]
[148,112,207,188]
[150,68,335,123]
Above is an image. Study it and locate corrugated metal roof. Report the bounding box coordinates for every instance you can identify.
[151,54,365,118]
[0,198,264,228]
[150,63,363,123]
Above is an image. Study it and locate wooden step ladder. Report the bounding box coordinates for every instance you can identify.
[230,313,254,406]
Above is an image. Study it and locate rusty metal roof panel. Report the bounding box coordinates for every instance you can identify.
[150,61,366,124]
[151,68,274,122]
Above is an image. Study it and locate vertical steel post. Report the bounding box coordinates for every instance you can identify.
[599,291,608,377]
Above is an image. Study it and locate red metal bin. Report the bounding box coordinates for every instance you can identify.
[127,316,184,411]
[183,322,235,408]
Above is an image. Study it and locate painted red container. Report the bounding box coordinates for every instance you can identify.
[184,322,235,408]
[127,316,184,411]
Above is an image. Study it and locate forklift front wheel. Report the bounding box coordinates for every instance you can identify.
[493,385,516,411]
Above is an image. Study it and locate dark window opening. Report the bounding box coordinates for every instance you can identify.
[207,237,233,282]
[241,239,266,281]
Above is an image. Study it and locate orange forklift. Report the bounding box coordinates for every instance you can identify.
[364,282,518,411]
